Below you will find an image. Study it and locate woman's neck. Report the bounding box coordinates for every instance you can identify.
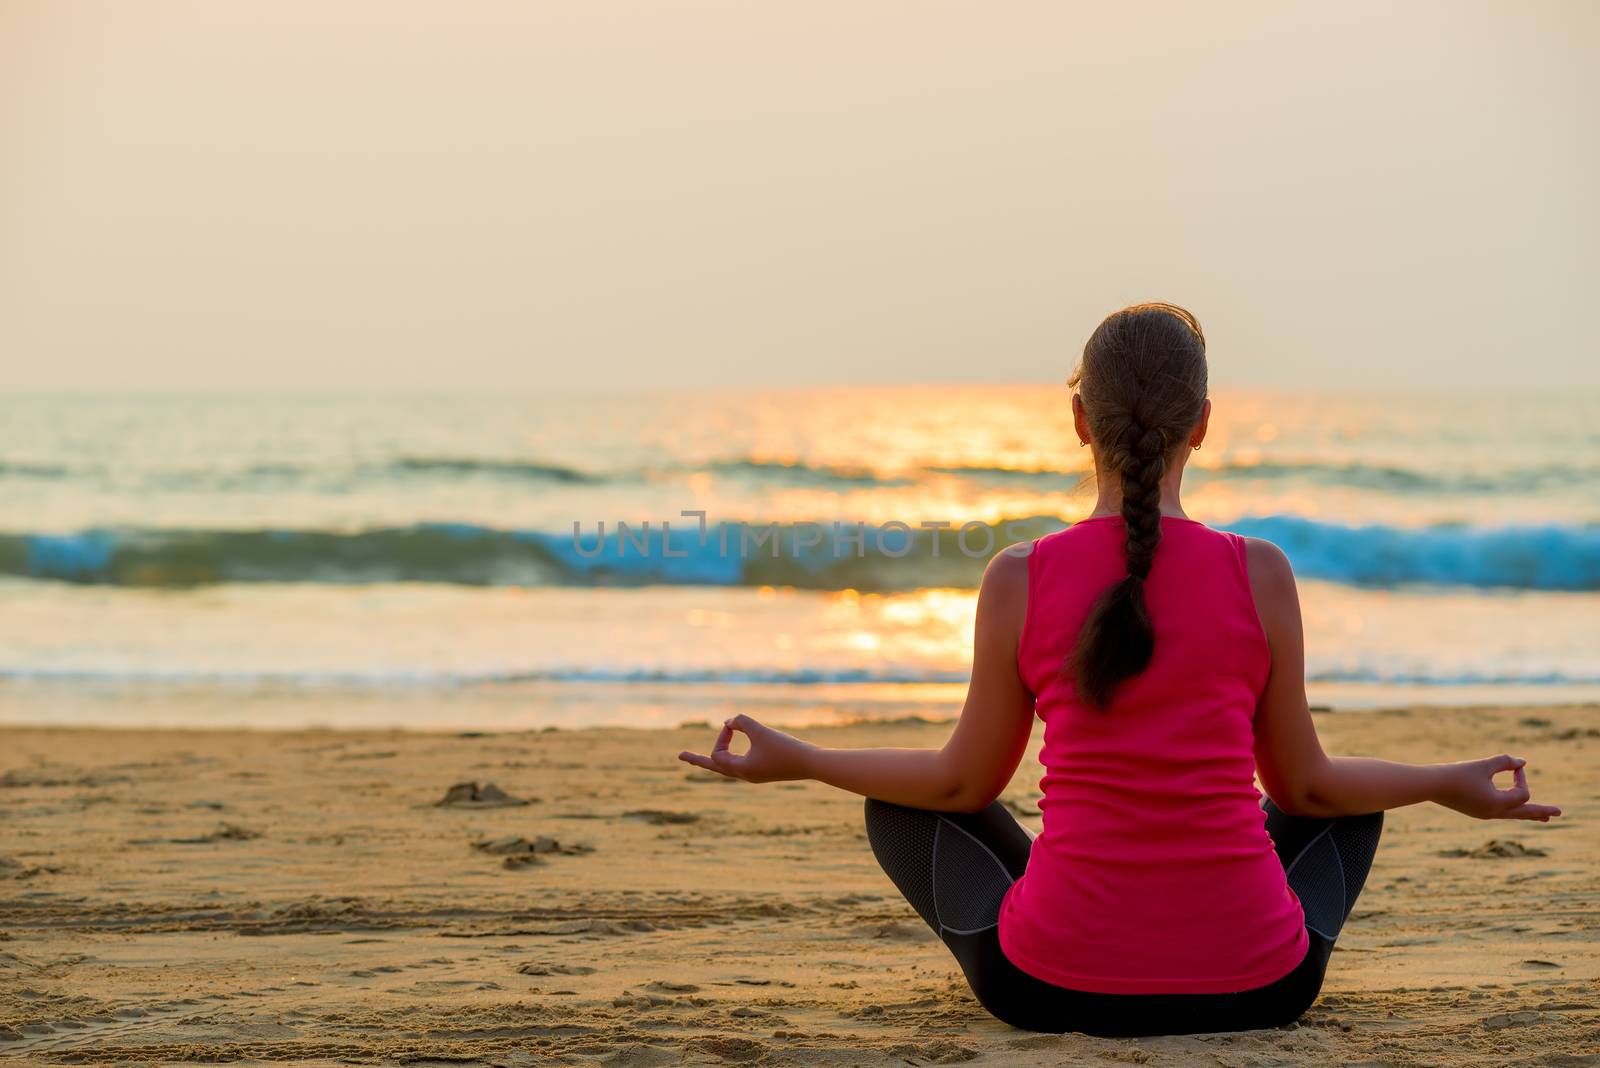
[1086,471,1190,520]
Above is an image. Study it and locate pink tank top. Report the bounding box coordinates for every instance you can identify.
[997,515,1308,994]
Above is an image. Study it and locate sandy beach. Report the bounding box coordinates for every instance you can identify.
[0,695,1594,1066]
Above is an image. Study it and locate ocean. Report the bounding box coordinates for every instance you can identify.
[2,386,1596,728]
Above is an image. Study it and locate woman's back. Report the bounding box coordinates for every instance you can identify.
[999,515,1309,994]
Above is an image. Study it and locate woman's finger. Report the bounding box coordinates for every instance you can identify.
[1493,765,1533,810]
[1500,802,1561,821]
[677,750,726,775]
[709,747,751,781]
[679,718,762,781]
[1500,785,1533,809]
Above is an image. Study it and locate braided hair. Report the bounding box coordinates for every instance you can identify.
[1067,303,1208,709]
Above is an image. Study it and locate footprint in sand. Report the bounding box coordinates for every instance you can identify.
[167,823,262,844]
[861,921,936,942]
[623,809,700,825]
[885,1040,977,1062]
[472,835,594,869]
[710,977,796,989]
[644,980,700,993]
[1440,840,1549,859]
[517,962,597,976]
[434,782,533,808]
[601,1045,682,1068]
[684,1038,770,1062]
[0,857,59,880]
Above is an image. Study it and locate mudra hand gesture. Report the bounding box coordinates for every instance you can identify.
[679,714,813,783]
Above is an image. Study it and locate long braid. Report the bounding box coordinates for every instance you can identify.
[1118,422,1167,581]
[1068,304,1206,709]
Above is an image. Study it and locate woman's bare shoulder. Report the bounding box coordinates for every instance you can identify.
[985,542,1032,584]
[976,544,1031,638]
[1242,537,1298,621]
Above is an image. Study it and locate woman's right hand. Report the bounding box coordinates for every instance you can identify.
[1434,754,1561,822]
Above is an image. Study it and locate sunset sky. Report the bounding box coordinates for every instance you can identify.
[2,1,1595,391]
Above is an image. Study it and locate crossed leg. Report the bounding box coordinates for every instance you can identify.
[862,795,1382,1035]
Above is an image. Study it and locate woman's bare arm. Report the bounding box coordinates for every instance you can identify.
[1246,538,1561,822]
[677,547,1037,812]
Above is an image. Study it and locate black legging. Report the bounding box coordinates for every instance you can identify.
[863,796,1383,1037]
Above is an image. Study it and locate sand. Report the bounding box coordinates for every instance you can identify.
[1,698,1596,1066]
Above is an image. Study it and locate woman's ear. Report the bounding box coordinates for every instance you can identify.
[1190,398,1212,449]
[1072,393,1092,446]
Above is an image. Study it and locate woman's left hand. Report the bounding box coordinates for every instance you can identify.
[678,714,813,783]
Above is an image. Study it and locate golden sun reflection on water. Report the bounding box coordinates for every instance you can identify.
[826,587,979,664]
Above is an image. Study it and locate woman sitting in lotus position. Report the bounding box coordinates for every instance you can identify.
[679,302,1560,1036]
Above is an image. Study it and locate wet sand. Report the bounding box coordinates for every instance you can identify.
[1,698,1596,1066]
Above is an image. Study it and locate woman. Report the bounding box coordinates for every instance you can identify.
[678,302,1560,1037]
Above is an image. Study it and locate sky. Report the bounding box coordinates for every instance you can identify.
[1,1,1596,392]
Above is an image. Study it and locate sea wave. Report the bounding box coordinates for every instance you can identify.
[385,457,601,482]
[1196,459,1600,495]
[1222,515,1600,591]
[2,516,1597,591]
[0,461,73,477]
[151,457,605,489]
[0,663,1595,689]
[703,459,915,487]
[6,453,1598,496]
[0,665,971,687]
